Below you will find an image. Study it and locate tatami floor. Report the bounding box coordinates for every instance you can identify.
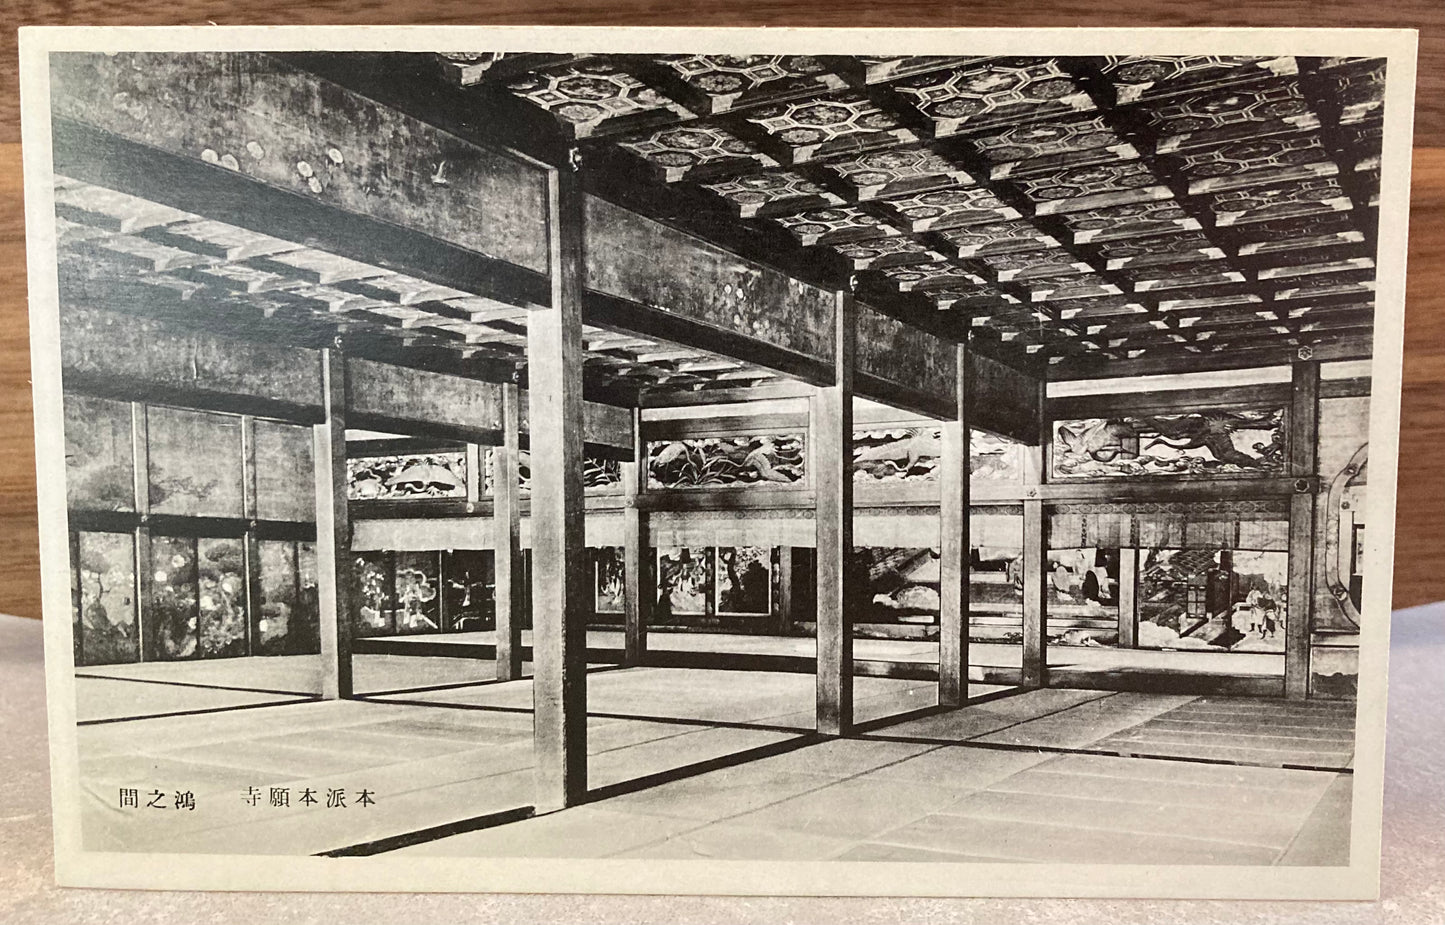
[74,654,1352,864]
[371,629,1287,676]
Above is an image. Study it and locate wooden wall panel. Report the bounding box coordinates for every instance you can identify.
[49,51,551,275]
[346,357,503,440]
[61,306,324,416]
[854,303,956,419]
[970,352,1043,446]
[584,195,835,368]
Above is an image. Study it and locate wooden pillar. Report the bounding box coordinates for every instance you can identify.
[1285,360,1321,700]
[1021,496,1047,689]
[1117,547,1139,649]
[464,442,483,504]
[130,402,153,662]
[241,415,262,658]
[529,161,588,810]
[622,407,649,665]
[774,548,794,636]
[814,291,855,736]
[1021,397,1047,689]
[938,341,971,707]
[494,382,524,681]
[314,346,354,700]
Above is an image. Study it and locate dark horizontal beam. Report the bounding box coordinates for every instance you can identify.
[62,272,522,387]
[644,412,810,440]
[584,289,831,389]
[59,305,327,421]
[349,492,628,525]
[1047,335,1373,381]
[635,489,816,513]
[277,52,575,169]
[637,382,817,408]
[347,437,464,457]
[1047,382,1296,420]
[1038,477,1300,502]
[51,117,551,312]
[67,510,318,542]
[579,145,853,295]
[62,371,326,427]
[855,372,953,421]
[1051,374,1380,408]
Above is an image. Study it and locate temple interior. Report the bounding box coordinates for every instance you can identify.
[52,50,1378,862]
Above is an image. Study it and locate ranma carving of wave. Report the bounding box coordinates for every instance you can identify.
[648,435,806,488]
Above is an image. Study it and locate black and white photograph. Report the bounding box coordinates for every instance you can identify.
[18,26,1414,898]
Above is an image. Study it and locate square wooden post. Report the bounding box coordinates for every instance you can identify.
[1285,359,1321,701]
[1117,547,1140,649]
[529,161,589,811]
[1021,494,1047,689]
[623,407,649,666]
[130,402,154,663]
[314,346,354,700]
[241,415,262,658]
[939,341,971,707]
[814,291,855,736]
[1021,390,1048,689]
[494,381,524,681]
[774,548,794,636]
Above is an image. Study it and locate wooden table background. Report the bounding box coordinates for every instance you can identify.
[1,3,1441,619]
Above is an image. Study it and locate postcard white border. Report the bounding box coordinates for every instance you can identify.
[20,24,1418,899]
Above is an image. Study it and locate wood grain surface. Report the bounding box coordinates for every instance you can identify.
[0,8,1441,619]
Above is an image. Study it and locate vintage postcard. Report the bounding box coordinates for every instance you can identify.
[19,25,1415,898]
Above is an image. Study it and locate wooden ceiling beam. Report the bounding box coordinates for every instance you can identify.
[52,118,552,320]
[276,51,575,167]
[1047,331,1372,380]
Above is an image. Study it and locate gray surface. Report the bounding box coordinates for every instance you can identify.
[2,606,1442,923]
